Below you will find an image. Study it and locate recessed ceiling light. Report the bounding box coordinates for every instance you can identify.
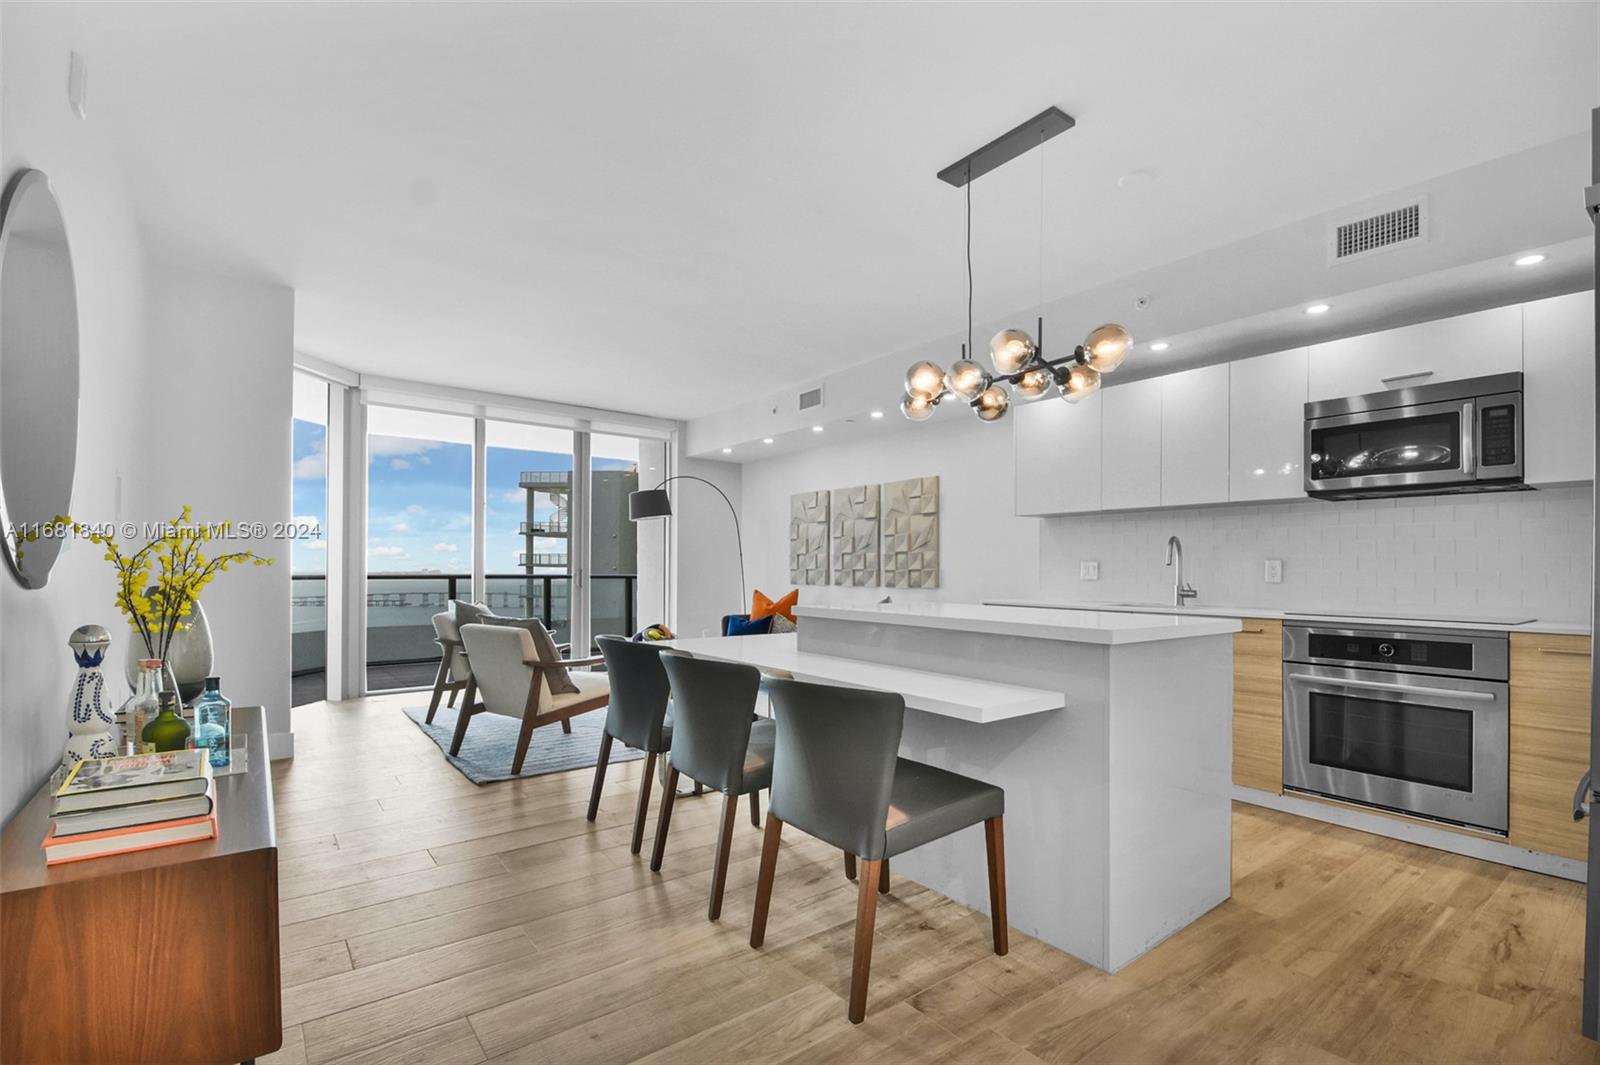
[811,425,824,433]
[721,447,732,454]
[762,437,774,445]
[1305,303,1331,316]
[869,410,884,419]
[1514,253,1546,267]
[1149,341,1170,352]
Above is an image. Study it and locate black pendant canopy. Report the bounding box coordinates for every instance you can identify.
[936,107,1076,187]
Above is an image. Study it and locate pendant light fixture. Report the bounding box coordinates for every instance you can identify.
[901,107,1133,423]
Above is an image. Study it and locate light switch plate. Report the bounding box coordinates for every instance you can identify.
[1079,561,1100,581]
[1264,559,1283,584]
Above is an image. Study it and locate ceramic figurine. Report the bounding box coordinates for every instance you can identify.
[63,624,118,767]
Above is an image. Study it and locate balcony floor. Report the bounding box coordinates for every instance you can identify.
[292,660,441,707]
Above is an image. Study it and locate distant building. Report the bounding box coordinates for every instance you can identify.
[518,468,638,576]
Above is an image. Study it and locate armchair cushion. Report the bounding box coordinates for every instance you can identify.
[431,612,471,680]
[479,615,578,694]
[459,623,607,718]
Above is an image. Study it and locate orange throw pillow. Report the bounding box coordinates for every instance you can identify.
[750,588,799,623]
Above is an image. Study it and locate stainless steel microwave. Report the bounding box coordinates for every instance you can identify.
[1304,372,1524,499]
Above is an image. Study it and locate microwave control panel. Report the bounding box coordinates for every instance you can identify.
[1480,403,1518,467]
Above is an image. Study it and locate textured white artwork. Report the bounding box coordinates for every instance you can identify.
[881,476,939,589]
[830,484,880,587]
[789,490,830,586]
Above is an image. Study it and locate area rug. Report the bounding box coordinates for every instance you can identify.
[402,705,642,784]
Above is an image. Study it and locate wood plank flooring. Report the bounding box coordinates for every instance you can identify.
[262,693,1599,1065]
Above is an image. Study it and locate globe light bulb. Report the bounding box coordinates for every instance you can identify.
[1016,368,1052,398]
[1083,323,1132,372]
[988,329,1036,375]
[1060,364,1101,404]
[945,359,990,400]
[904,360,947,400]
[901,394,936,422]
[973,384,1011,422]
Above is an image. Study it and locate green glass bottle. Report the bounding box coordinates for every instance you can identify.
[142,690,192,753]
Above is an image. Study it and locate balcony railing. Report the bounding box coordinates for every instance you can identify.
[291,572,637,681]
[519,470,572,489]
[520,518,569,536]
[519,552,568,568]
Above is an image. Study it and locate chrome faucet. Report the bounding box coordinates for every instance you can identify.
[1166,535,1198,607]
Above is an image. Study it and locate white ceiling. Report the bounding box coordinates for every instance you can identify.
[71,1,1598,421]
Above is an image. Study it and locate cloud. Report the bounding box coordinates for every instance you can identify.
[405,504,425,514]
[391,521,413,535]
[501,488,525,505]
[293,442,326,480]
[292,515,322,534]
[369,545,409,559]
[369,435,444,459]
[302,540,327,553]
[390,458,411,471]
[432,542,459,554]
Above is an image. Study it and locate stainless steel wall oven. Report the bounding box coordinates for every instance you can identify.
[1283,623,1509,834]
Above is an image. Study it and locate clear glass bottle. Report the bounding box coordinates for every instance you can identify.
[193,676,231,769]
[122,659,164,754]
[142,690,192,753]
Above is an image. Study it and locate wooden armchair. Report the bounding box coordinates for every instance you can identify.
[426,612,471,723]
[454,623,611,775]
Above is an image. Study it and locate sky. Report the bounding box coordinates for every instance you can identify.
[290,416,636,576]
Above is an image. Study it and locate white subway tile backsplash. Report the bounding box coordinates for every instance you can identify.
[1037,486,1593,624]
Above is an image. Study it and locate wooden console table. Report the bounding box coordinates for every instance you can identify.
[1,707,282,1065]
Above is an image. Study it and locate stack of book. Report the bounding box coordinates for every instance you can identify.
[43,750,217,865]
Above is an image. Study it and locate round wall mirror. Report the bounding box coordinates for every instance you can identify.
[0,169,81,589]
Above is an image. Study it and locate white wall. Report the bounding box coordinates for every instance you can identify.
[739,415,1040,608]
[1,5,299,822]
[1,3,152,824]
[1038,487,1594,623]
[142,265,294,753]
[674,455,744,638]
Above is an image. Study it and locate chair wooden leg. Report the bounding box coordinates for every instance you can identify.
[561,717,573,734]
[985,815,1009,956]
[844,852,857,881]
[447,679,477,756]
[707,791,739,921]
[651,767,680,872]
[587,732,613,823]
[750,815,783,948]
[631,751,657,855]
[748,790,761,829]
[879,857,890,895]
[447,686,459,708]
[849,858,883,1024]
[425,659,449,723]
[510,712,539,776]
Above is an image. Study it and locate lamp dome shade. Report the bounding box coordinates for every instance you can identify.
[629,488,673,520]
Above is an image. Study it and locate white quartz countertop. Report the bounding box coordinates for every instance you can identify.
[983,599,1593,637]
[792,601,1242,645]
[662,633,1065,723]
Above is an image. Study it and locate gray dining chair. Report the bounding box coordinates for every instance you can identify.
[592,636,676,854]
[749,676,1008,1024]
[654,652,774,920]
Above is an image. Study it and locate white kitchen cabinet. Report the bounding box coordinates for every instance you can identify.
[1100,376,1163,510]
[1013,391,1102,515]
[1524,290,1595,485]
[1161,364,1231,506]
[1229,348,1309,502]
[1307,304,1522,402]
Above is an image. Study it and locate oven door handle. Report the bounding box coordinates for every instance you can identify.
[1286,672,1498,703]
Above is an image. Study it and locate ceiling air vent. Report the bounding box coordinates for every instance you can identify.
[1328,198,1428,265]
[797,386,824,412]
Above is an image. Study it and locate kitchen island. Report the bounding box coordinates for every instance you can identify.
[667,601,1240,971]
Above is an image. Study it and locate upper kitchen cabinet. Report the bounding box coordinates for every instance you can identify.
[1014,389,1102,515]
[1229,348,1309,502]
[1523,290,1595,486]
[1306,304,1522,402]
[1101,376,1163,510]
[1161,364,1230,506]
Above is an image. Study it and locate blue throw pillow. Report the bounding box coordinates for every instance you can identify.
[724,614,774,637]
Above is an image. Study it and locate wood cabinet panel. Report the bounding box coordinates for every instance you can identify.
[1508,632,1592,861]
[1233,618,1284,793]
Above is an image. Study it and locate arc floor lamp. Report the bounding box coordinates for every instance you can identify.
[629,475,747,615]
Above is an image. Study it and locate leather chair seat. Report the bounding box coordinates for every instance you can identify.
[882,758,1004,860]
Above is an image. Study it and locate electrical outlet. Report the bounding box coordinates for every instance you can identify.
[1264,559,1283,584]
[1079,561,1100,581]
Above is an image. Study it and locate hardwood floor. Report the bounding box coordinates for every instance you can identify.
[263,693,1599,1065]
